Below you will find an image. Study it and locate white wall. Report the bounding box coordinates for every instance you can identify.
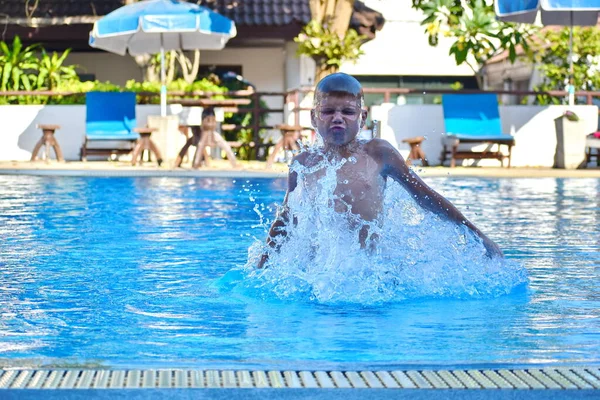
[284,41,316,90]
[340,0,475,77]
[202,47,286,131]
[68,52,144,85]
[0,104,163,161]
[371,104,599,167]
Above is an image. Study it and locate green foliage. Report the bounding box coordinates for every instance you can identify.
[0,36,80,104]
[37,49,79,91]
[411,0,536,86]
[0,36,39,92]
[529,27,600,105]
[295,20,366,77]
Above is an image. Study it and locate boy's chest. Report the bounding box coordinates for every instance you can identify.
[304,154,383,196]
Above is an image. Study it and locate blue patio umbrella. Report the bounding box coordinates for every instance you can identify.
[495,0,600,105]
[89,0,237,116]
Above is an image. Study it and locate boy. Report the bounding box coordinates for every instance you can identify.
[258,73,501,268]
[186,107,238,169]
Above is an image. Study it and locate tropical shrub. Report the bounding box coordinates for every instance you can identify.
[295,20,365,81]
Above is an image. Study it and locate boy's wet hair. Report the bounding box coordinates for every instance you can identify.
[314,72,364,108]
[202,107,216,119]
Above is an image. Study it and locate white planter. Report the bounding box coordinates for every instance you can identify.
[553,116,588,169]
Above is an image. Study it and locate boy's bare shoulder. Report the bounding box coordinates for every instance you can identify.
[292,149,324,167]
[364,138,398,159]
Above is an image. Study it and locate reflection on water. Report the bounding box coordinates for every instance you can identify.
[0,175,598,369]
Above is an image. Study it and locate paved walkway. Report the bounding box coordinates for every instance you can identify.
[1,160,600,179]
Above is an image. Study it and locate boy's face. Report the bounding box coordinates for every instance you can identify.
[202,115,217,131]
[311,94,367,147]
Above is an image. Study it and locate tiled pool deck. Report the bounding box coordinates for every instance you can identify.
[2,160,600,178]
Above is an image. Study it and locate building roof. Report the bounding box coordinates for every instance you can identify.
[1,0,383,51]
[0,0,311,26]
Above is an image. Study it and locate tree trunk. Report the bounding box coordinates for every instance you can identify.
[315,62,337,82]
[178,50,201,84]
[166,50,177,83]
[309,0,355,38]
[331,0,354,38]
[308,0,355,81]
[132,54,156,82]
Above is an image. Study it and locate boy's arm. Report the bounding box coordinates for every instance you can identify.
[371,140,503,258]
[257,169,299,268]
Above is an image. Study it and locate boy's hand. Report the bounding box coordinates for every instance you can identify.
[257,253,269,269]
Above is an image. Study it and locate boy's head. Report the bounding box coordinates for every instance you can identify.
[202,107,217,131]
[311,73,367,147]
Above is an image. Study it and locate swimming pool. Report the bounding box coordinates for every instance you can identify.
[0,175,598,370]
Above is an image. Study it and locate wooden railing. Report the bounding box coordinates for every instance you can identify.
[283,87,600,129]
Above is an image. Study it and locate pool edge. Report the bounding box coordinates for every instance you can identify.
[1,367,599,390]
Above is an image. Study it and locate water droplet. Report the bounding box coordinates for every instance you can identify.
[343,180,349,184]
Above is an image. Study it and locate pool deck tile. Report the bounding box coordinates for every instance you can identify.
[391,370,418,388]
[298,371,318,388]
[345,371,367,388]
[497,370,529,389]
[374,371,399,388]
[236,371,253,388]
[421,370,449,389]
[360,371,384,388]
[126,370,141,388]
[573,369,600,389]
[283,371,302,388]
[29,370,50,389]
[482,370,513,388]
[558,369,594,389]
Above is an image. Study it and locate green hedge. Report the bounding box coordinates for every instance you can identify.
[0,78,227,105]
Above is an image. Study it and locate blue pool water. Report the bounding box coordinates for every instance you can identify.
[0,175,598,370]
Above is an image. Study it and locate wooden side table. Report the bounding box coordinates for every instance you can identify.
[402,136,428,166]
[31,124,64,162]
[266,124,304,169]
[130,127,163,166]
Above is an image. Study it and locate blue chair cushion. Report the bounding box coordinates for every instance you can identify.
[85,92,139,141]
[447,132,515,142]
[86,131,139,141]
[442,94,514,141]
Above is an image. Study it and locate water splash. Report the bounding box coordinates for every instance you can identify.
[241,149,528,305]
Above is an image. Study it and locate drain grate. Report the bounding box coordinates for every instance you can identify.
[0,367,599,390]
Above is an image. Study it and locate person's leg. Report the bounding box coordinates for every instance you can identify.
[193,139,205,169]
[266,137,285,169]
[213,132,238,168]
[193,134,211,168]
[174,137,194,168]
[283,132,301,151]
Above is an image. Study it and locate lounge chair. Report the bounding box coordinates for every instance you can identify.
[81,92,140,161]
[440,93,515,167]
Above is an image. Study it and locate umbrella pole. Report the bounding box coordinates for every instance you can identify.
[160,41,167,117]
[568,11,575,106]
